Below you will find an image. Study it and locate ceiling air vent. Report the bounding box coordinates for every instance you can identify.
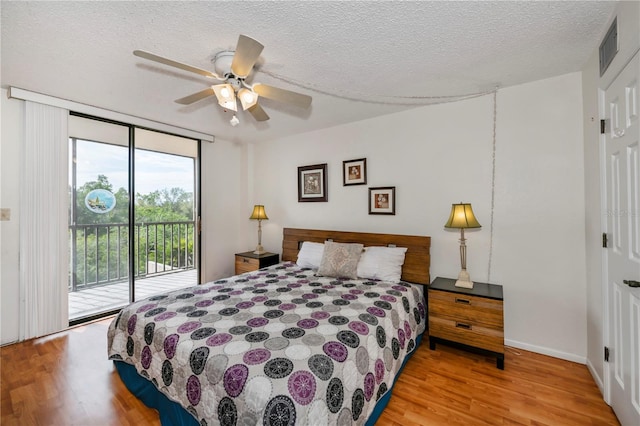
[599,17,618,77]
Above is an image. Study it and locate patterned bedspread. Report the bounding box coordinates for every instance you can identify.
[108,262,426,425]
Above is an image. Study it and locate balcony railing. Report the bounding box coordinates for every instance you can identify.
[69,220,196,292]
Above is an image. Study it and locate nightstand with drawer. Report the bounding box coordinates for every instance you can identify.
[428,276,505,369]
[235,251,279,275]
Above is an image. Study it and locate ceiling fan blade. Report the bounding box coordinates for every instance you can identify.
[230,35,264,78]
[253,84,312,108]
[175,87,216,105]
[248,103,270,122]
[134,50,221,80]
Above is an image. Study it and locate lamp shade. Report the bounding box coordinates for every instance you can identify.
[249,205,268,221]
[444,203,481,229]
[238,88,259,110]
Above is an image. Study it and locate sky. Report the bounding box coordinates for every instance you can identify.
[73,140,195,195]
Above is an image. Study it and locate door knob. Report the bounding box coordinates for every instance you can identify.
[623,280,640,288]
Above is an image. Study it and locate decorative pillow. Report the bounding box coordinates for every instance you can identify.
[357,246,408,283]
[296,241,325,268]
[317,241,364,279]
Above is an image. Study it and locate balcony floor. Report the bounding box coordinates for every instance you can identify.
[69,269,198,321]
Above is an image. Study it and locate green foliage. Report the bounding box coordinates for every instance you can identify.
[72,226,130,285]
[135,188,193,223]
[74,176,193,225]
[70,175,195,289]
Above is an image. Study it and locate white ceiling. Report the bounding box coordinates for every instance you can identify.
[1,1,616,144]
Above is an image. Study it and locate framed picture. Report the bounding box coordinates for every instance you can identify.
[298,163,328,202]
[368,186,395,215]
[343,158,367,186]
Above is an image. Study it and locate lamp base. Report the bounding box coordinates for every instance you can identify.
[253,244,266,255]
[455,269,474,289]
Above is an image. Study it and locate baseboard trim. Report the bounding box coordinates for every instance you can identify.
[586,358,606,397]
[505,339,586,364]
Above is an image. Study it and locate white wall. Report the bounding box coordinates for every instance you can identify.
[0,91,247,345]
[252,73,588,361]
[0,92,24,344]
[582,48,606,392]
[200,139,251,281]
[493,74,586,361]
[252,94,495,279]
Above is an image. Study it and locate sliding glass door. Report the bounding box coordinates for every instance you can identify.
[132,128,199,302]
[68,115,199,322]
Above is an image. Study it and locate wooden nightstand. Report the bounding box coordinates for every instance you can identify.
[428,276,505,369]
[235,251,279,275]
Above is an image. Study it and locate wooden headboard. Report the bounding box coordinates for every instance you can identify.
[282,228,431,285]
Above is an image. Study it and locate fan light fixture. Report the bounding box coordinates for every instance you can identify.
[133,34,312,126]
[212,84,237,111]
[238,88,259,110]
[444,202,481,289]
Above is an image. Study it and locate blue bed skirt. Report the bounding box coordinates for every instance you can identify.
[365,331,423,425]
[115,332,424,425]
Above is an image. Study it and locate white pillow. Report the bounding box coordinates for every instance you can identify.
[357,246,408,283]
[296,241,325,268]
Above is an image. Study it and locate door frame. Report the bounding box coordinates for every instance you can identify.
[599,49,640,418]
[68,111,202,324]
[599,84,612,405]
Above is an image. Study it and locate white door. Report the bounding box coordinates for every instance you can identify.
[605,51,640,426]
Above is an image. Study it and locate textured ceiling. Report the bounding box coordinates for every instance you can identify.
[1,1,616,143]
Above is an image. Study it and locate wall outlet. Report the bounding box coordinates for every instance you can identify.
[0,208,11,221]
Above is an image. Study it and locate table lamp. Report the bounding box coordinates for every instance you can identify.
[444,203,481,288]
[249,205,268,254]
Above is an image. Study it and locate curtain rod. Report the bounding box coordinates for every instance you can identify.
[7,87,215,143]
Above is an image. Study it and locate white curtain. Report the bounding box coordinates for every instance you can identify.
[19,101,69,339]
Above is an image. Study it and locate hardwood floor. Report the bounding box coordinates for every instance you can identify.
[377,344,619,426]
[1,319,159,426]
[1,318,618,425]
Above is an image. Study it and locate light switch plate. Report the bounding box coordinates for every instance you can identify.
[1,208,11,221]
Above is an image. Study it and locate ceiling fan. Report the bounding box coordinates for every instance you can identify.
[133,35,312,125]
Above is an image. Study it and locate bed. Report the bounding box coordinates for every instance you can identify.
[108,228,431,425]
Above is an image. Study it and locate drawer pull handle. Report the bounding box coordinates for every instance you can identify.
[455,298,470,305]
[455,322,472,330]
[243,258,249,263]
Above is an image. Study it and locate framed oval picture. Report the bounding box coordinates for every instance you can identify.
[85,188,116,214]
